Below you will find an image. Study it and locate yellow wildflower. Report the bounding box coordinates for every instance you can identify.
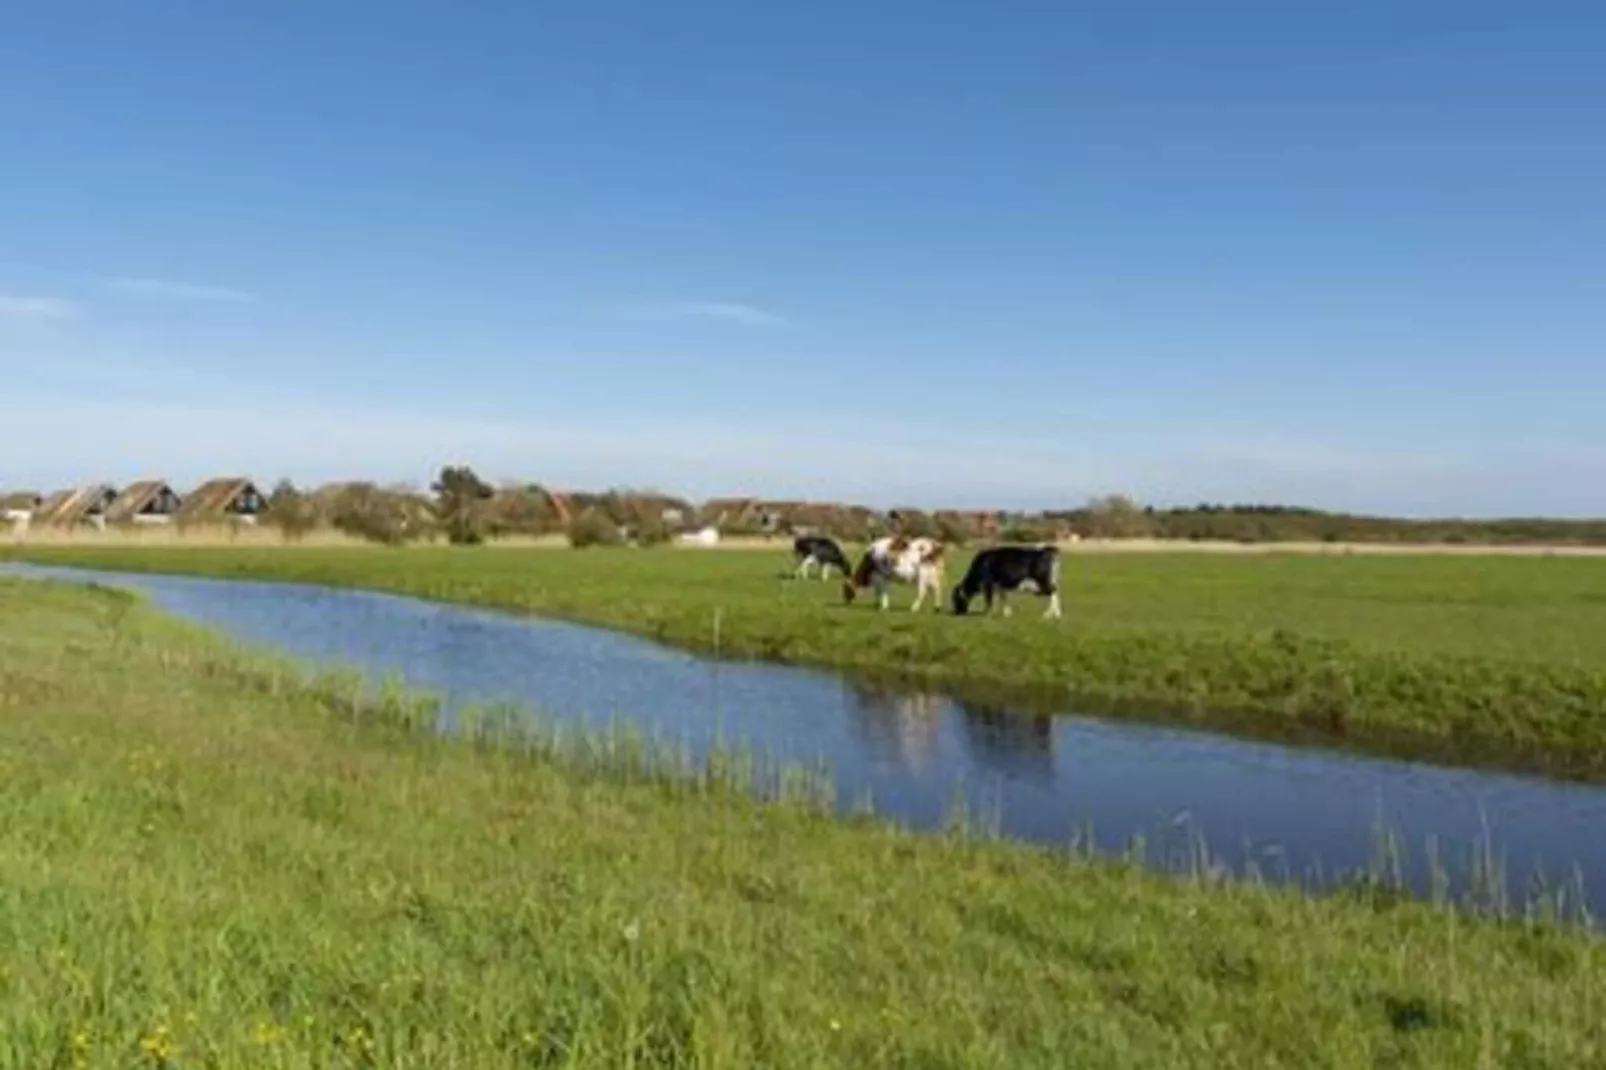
[252,1019,285,1045]
[138,1024,173,1062]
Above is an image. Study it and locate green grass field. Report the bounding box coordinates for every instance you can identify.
[8,543,1606,780]
[4,575,1606,1068]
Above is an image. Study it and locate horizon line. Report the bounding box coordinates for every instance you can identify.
[3,472,1603,524]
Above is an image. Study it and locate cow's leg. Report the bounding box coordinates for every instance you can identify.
[1043,557,1064,618]
[875,573,890,611]
[999,589,1012,617]
[795,555,812,579]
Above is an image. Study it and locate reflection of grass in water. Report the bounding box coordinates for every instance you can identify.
[5,577,1606,1067]
[446,695,1595,930]
[383,666,1606,933]
[10,542,1606,784]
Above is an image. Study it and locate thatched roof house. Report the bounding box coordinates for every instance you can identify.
[829,503,884,536]
[932,509,1002,538]
[700,497,884,536]
[176,477,266,523]
[481,484,564,535]
[1,491,42,518]
[701,497,758,528]
[546,489,694,530]
[542,490,578,526]
[613,490,695,527]
[105,480,183,525]
[35,484,117,527]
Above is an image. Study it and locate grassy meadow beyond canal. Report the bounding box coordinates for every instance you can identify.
[9,542,1606,778]
[4,575,1606,1067]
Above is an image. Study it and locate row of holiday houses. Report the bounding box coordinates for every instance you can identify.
[2,478,1058,540]
[1,478,266,530]
[531,492,1010,538]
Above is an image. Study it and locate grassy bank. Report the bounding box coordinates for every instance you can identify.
[4,576,1606,1067]
[9,544,1606,779]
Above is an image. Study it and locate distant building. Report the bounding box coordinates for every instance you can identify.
[1,491,42,522]
[677,525,721,546]
[700,497,884,537]
[35,484,118,529]
[177,477,267,524]
[932,510,1002,538]
[544,489,694,531]
[623,491,695,529]
[701,496,758,530]
[105,480,184,525]
[2,491,42,536]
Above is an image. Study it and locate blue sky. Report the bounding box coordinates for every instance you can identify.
[3,1,1603,515]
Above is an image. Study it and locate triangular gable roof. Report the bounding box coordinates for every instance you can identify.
[701,497,758,523]
[105,480,180,523]
[177,477,262,519]
[0,491,42,511]
[36,484,116,525]
[544,490,573,525]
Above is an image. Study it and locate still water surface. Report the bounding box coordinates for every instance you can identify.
[9,561,1605,920]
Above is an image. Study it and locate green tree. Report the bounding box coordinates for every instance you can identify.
[632,513,672,547]
[431,465,495,546]
[325,483,429,546]
[568,510,623,548]
[264,479,318,542]
[934,514,976,546]
[484,483,558,538]
[1086,494,1154,539]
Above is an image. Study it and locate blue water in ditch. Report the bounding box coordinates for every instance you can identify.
[8,561,1604,921]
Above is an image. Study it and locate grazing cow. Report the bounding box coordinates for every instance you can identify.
[950,544,1063,619]
[842,535,946,611]
[792,534,852,581]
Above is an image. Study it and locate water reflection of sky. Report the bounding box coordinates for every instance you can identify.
[8,561,1605,923]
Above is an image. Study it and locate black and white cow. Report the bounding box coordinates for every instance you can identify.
[949,544,1063,619]
[792,533,852,581]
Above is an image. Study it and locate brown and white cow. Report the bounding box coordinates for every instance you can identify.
[842,535,946,611]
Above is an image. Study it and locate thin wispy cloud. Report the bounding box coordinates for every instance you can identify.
[106,276,259,303]
[0,294,79,320]
[609,300,789,327]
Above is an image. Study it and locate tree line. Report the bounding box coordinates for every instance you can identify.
[253,471,1606,548]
